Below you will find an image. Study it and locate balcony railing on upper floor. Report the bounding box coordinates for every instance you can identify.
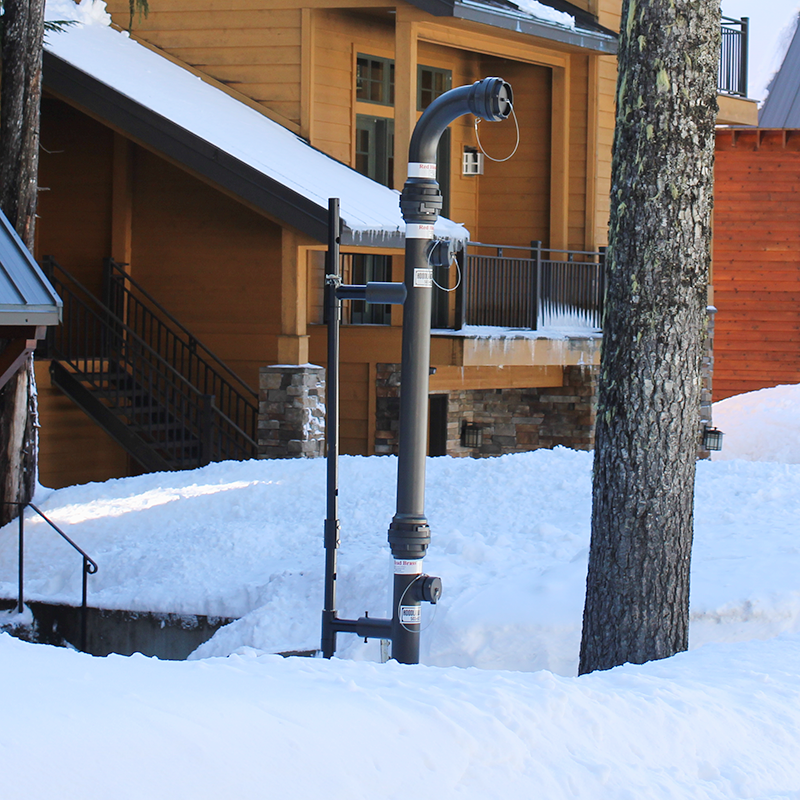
[452,241,606,334]
[719,16,749,97]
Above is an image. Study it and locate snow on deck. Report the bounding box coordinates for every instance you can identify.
[44,0,469,243]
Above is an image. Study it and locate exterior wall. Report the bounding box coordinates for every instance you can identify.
[105,0,305,129]
[34,361,131,489]
[34,98,288,487]
[128,149,283,389]
[713,129,800,400]
[474,57,552,247]
[37,97,114,294]
[376,363,598,456]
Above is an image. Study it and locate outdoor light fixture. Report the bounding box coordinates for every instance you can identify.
[461,422,482,449]
[702,425,724,452]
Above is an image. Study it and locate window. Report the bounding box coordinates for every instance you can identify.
[357,55,395,106]
[355,115,394,188]
[342,254,392,325]
[418,66,452,110]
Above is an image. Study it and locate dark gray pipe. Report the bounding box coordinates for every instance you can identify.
[389,77,512,664]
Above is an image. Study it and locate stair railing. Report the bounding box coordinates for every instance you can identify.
[3,501,98,652]
[103,258,258,448]
[44,258,257,466]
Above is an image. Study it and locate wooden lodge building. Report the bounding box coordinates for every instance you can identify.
[34,0,757,488]
[712,16,800,401]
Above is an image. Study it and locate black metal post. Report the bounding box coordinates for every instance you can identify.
[740,17,749,98]
[389,77,513,664]
[321,198,342,660]
[17,508,23,614]
[81,558,89,652]
[533,240,542,331]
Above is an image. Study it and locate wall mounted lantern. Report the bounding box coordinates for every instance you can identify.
[702,425,724,452]
[461,422,482,449]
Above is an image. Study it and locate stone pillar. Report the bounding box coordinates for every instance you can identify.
[258,364,325,458]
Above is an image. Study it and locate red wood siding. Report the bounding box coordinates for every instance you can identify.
[713,129,800,400]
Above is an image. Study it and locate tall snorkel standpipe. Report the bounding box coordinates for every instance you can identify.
[389,77,513,664]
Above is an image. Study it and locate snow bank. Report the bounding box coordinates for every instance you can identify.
[4,631,800,800]
[5,444,800,674]
[713,383,800,463]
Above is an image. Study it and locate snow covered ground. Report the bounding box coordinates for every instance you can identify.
[3,383,800,798]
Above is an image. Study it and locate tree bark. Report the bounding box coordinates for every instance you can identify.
[0,0,45,526]
[579,0,719,674]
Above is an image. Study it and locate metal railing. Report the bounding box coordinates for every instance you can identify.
[461,241,606,332]
[4,501,98,652]
[103,259,259,443]
[719,16,749,97]
[44,258,258,467]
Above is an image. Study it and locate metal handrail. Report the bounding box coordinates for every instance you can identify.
[104,259,257,398]
[468,241,601,258]
[3,501,98,652]
[45,258,257,465]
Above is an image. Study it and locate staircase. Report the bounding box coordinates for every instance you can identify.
[43,257,259,472]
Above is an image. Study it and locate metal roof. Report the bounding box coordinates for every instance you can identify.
[0,208,62,326]
[759,14,800,128]
[406,0,618,54]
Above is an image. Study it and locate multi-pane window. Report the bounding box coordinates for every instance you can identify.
[356,55,395,106]
[343,254,392,325]
[418,66,452,110]
[355,115,394,188]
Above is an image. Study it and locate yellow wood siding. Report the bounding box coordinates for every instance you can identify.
[104,1,304,126]
[35,362,132,489]
[37,98,114,294]
[475,58,551,247]
[129,149,283,388]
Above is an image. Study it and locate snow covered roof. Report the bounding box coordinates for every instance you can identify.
[0,208,62,327]
[759,13,800,128]
[405,0,617,53]
[42,0,469,249]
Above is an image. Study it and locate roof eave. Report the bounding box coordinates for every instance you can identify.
[0,307,62,326]
[43,51,443,250]
[452,2,618,54]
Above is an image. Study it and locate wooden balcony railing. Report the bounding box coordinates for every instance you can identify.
[719,16,749,97]
[456,241,606,333]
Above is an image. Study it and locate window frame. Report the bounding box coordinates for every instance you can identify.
[356,54,395,107]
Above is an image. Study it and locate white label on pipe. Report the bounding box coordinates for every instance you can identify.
[406,223,435,239]
[394,559,423,575]
[413,268,433,288]
[408,162,437,179]
[400,605,421,625]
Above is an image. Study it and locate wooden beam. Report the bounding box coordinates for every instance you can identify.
[393,11,420,192]
[550,60,571,250]
[0,337,39,390]
[416,21,570,68]
[112,133,134,266]
[584,55,599,251]
[278,229,310,364]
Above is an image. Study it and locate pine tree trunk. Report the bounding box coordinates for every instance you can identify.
[0,0,45,526]
[578,0,719,674]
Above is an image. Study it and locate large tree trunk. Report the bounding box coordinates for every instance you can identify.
[0,0,45,526]
[578,0,719,674]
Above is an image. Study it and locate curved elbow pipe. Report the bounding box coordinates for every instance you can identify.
[408,77,513,164]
